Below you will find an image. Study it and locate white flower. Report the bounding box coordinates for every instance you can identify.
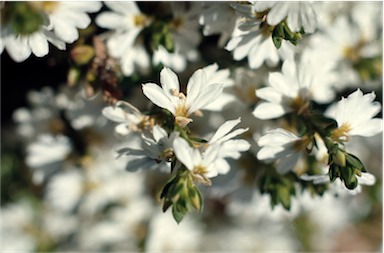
[152,45,189,73]
[253,2,318,33]
[45,169,83,213]
[1,2,101,62]
[142,67,223,127]
[225,20,294,69]
[26,134,72,184]
[141,125,179,162]
[253,59,313,119]
[145,210,202,252]
[152,3,201,72]
[257,128,307,174]
[173,137,221,182]
[195,63,236,111]
[208,118,251,174]
[96,1,151,76]
[102,100,149,136]
[0,27,66,62]
[1,201,37,252]
[199,2,239,47]
[47,2,102,43]
[307,16,381,88]
[325,89,383,141]
[116,126,177,173]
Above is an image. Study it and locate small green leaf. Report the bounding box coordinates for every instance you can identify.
[345,153,364,170]
[172,205,186,224]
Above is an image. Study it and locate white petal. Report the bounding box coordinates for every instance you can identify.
[142,83,175,114]
[214,159,231,175]
[258,128,299,146]
[276,153,301,174]
[209,118,241,144]
[257,146,285,161]
[267,3,289,26]
[202,144,220,167]
[104,1,139,15]
[349,118,383,137]
[43,29,66,50]
[252,102,287,120]
[51,17,79,43]
[358,173,376,185]
[269,72,296,98]
[186,69,205,104]
[152,125,168,143]
[173,137,194,170]
[102,106,128,123]
[188,83,223,114]
[96,12,125,29]
[61,2,102,13]
[5,36,31,62]
[160,67,180,106]
[255,87,283,103]
[28,32,49,57]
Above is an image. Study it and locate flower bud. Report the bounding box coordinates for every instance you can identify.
[70,45,95,65]
[333,149,346,167]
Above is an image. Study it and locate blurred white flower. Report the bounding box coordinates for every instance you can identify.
[96,1,151,76]
[142,67,223,127]
[102,100,149,136]
[173,137,221,182]
[257,128,308,174]
[325,89,383,141]
[47,2,102,43]
[253,1,318,33]
[1,2,101,62]
[208,118,251,174]
[145,210,203,252]
[199,2,239,47]
[306,15,381,88]
[1,201,37,252]
[225,19,294,69]
[153,2,201,72]
[142,125,179,162]
[45,169,83,213]
[0,27,65,62]
[26,134,72,184]
[253,59,314,119]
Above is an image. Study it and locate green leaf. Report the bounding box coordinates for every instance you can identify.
[277,186,291,210]
[345,153,365,170]
[172,205,186,224]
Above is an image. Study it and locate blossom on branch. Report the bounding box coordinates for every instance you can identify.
[142,67,223,127]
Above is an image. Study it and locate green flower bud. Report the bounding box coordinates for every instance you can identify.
[70,45,95,66]
[333,149,346,167]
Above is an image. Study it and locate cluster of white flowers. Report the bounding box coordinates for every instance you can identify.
[1,1,382,252]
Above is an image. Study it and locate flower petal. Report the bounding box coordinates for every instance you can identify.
[253,102,287,120]
[173,137,194,170]
[142,83,175,114]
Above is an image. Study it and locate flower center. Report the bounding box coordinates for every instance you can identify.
[40,1,58,13]
[292,136,310,152]
[330,123,351,142]
[342,39,365,63]
[159,148,174,162]
[289,95,309,115]
[134,14,150,27]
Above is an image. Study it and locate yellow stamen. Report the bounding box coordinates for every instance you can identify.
[134,14,150,27]
[290,95,309,115]
[331,123,351,142]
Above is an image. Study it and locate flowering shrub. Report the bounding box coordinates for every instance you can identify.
[1,1,382,252]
